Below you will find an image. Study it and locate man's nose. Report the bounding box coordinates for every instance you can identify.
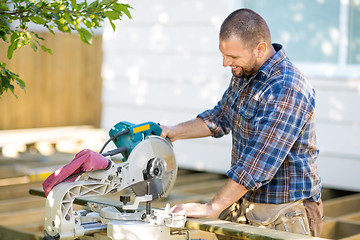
[222,56,231,67]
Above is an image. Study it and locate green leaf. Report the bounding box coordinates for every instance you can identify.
[88,0,99,9]
[100,0,113,6]
[105,10,120,20]
[0,62,24,98]
[0,4,9,11]
[35,1,42,8]
[41,45,53,55]
[7,42,17,59]
[34,32,45,40]
[64,12,72,24]
[33,39,40,47]
[16,78,26,91]
[8,84,15,96]
[7,32,20,59]
[108,19,115,31]
[112,3,132,19]
[0,29,7,41]
[70,0,78,9]
[30,41,38,52]
[30,16,47,25]
[78,28,93,45]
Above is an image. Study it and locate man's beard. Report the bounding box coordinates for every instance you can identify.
[232,64,258,79]
[231,58,259,80]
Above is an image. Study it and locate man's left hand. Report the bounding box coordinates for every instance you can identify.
[172,203,218,218]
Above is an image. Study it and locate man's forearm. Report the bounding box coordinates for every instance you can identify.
[171,178,248,218]
[175,118,212,139]
[161,117,212,141]
[208,178,248,215]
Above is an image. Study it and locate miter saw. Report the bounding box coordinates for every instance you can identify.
[43,121,187,240]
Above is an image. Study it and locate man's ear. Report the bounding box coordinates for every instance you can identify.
[255,42,267,58]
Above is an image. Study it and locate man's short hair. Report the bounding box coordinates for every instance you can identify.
[220,8,271,48]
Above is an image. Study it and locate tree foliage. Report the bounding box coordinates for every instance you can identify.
[0,0,132,98]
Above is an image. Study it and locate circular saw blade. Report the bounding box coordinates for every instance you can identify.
[128,136,177,200]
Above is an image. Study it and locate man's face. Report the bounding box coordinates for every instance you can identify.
[219,37,259,79]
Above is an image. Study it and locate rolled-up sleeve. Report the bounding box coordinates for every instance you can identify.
[197,89,232,138]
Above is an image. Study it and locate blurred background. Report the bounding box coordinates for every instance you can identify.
[1,0,360,238]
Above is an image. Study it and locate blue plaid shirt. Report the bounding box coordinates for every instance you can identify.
[198,44,321,204]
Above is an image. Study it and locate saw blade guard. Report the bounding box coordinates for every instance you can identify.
[127,135,177,200]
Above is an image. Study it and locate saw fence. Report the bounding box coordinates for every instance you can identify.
[0,127,360,239]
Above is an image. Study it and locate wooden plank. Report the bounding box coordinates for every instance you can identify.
[0,196,45,213]
[0,166,22,179]
[323,193,360,218]
[0,207,45,227]
[0,126,106,157]
[173,178,227,195]
[0,182,42,200]
[185,218,326,240]
[0,126,104,146]
[321,220,360,240]
[174,172,226,186]
[0,225,42,240]
[342,212,360,223]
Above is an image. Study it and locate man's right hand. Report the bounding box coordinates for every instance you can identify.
[159,118,212,142]
[159,125,178,142]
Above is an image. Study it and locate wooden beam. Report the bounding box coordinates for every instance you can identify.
[174,172,226,186]
[0,182,42,200]
[0,196,45,213]
[0,225,42,240]
[0,207,45,227]
[173,178,227,194]
[323,193,360,218]
[185,218,326,240]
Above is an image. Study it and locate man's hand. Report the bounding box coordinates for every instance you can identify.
[159,118,212,142]
[172,203,218,218]
[159,125,178,142]
[172,179,248,219]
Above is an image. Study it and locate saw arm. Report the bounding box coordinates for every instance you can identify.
[44,160,130,239]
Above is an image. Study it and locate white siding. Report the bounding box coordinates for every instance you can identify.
[313,78,360,191]
[101,1,360,190]
[101,0,233,174]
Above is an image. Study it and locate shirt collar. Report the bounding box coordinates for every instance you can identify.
[257,43,286,79]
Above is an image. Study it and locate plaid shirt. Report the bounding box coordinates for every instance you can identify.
[198,44,321,204]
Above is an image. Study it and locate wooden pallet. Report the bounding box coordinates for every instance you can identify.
[0,126,106,157]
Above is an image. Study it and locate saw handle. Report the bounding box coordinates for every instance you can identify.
[112,128,130,141]
[99,128,130,154]
[101,146,128,157]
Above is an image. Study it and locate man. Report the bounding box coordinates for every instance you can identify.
[160,8,323,237]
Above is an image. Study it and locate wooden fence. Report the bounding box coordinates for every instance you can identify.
[0,32,103,129]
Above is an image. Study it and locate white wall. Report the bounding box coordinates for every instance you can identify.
[101,1,360,191]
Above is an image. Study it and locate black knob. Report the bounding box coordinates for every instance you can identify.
[120,195,131,205]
